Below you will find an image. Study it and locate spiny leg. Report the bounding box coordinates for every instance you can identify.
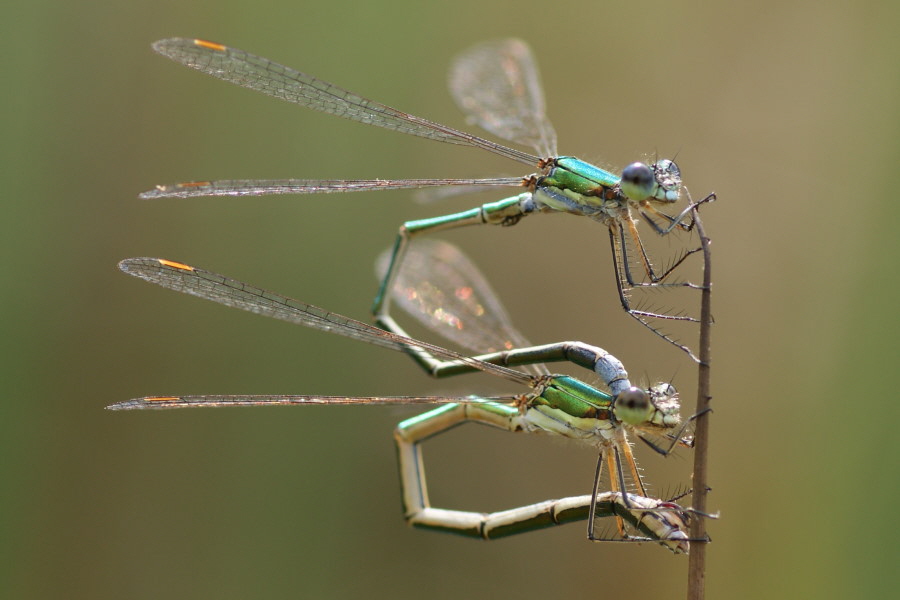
[639,192,717,236]
[614,195,717,294]
[624,193,718,320]
[618,437,647,497]
[608,225,701,361]
[587,449,618,541]
[606,447,630,538]
[584,449,693,551]
[625,193,718,312]
[639,407,712,457]
[611,444,652,536]
[585,447,640,540]
[620,215,701,288]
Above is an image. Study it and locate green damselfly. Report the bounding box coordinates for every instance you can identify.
[378,239,700,529]
[140,38,714,359]
[109,257,699,550]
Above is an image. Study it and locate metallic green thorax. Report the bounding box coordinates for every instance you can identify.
[550,157,621,192]
[534,157,622,215]
[532,375,613,420]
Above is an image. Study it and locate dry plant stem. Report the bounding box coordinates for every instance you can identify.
[686,208,712,600]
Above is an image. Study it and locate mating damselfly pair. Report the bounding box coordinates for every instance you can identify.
[113,38,713,551]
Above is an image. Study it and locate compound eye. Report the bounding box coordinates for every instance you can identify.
[620,162,655,201]
[613,387,652,425]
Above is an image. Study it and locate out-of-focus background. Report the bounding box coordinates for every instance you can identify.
[3,1,897,598]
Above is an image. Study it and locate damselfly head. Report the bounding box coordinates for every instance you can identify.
[639,382,682,432]
[652,159,682,203]
[621,159,682,204]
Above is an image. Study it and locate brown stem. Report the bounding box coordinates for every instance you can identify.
[686,207,713,600]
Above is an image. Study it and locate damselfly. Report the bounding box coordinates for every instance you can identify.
[140,38,714,359]
[378,239,698,526]
[109,257,697,550]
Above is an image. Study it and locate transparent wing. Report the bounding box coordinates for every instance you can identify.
[449,39,558,158]
[118,258,535,387]
[152,38,541,166]
[107,394,521,410]
[139,177,525,199]
[377,240,548,377]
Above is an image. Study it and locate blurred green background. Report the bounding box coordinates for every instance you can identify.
[3,0,897,598]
